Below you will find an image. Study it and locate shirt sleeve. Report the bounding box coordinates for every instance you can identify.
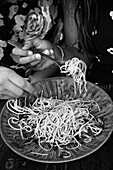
[61,0,78,47]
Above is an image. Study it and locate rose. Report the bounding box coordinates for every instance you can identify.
[25,12,46,40]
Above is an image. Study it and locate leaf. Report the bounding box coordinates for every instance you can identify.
[19,31,25,40]
[0,13,4,26]
[9,5,19,19]
[50,5,58,21]
[0,47,4,60]
[10,35,18,42]
[22,3,28,8]
[7,0,17,3]
[0,14,3,18]
[0,40,7,60]
[13,14,26,31]
[0,19,4,26]
[0,40,7,47]
[34,7,40,15]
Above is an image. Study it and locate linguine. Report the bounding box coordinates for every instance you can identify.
[6,58,103,158]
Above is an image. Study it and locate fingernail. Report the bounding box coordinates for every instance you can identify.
[43,49,50,55]
[28,51,33,55]
[50,49,54,55]
[34,53,41,59]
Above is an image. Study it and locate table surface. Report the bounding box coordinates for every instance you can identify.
[0,99,113,170]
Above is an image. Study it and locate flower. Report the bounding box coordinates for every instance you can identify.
[0,40,7,60]
[25,4,52,41]
[25,12,45,40]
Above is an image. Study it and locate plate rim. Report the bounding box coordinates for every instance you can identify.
[0,77,113,163]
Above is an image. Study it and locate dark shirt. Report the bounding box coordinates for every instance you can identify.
[87,0,113,83]
[92,0,113,62]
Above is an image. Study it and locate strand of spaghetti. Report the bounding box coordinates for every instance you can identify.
[8,117,20,130]
[7,97,102,157]
[60,58,87,94]
[31,152,48,156]
[7,99,39,115]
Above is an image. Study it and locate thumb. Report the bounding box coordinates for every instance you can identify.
[32,38,44,48]
[22,40,32,50]
[22,38,44,50]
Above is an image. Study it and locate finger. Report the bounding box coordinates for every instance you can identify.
[43,49,50,55]
[0,89,19,99]
[22,80,35,94]
[30,60,41,66]
[8,71,35,94]
[12,47,33,56]
[32,38,44,48]
[10,53,20,63]
[31,58,47,71]
[24,60,42,71]
[0,95,14,100]
[22,41,32,50]
[19,53,41,64]
[5,80,23,97]
[50,49,54,55]
[43,49,54,56]
[22,39,44,50]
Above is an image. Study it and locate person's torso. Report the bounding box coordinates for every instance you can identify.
[92,0,113,59]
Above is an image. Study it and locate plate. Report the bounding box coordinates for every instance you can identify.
[0,77,113,163]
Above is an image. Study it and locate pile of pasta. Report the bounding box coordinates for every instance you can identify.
[6,58,103,158]
[7,96,103,157]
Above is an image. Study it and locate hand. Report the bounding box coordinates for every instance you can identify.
[12,38,61,70]
[0,67,35,99]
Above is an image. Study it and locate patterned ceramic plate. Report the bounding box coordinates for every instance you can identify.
[0,77,113,163]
